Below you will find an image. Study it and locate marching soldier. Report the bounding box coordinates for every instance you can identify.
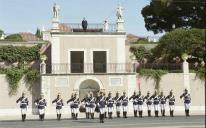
[159,91,166,117]
[34,93,47,121]
[129,91,138,117]
[106,92,114,119]
[52,93,64,120]
[114,91,122,118]
[151,90,160,117]
[89,92,96,119]
[120,91,128,118]
[16,92,29,122]
[81,93,90,119]
[68,93,74,119]
[180,89,191,117]
[103,92,107,118]
[137,91,144,118]
[144,91,152,117]
[67,93,80,120]
[96,91,106,123]
[166,90,175,117]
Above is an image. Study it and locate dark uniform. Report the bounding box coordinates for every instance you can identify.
[96,92,106,123]
[137,91,144,117]
[114,91,122,118]
[52,93,64,120]
[82,18,88,31]
[16,93,29,122]
[144,91,152,117]
[129,91,138,117]
[151,91,160,117]
[166,90,175,117]
[180,89,191,117]
[34,94,47,121]
[81,93,91,119]
[159,91,166,117]
[120,92,128,118]
[67,93,80,120]
[106,92,114,119]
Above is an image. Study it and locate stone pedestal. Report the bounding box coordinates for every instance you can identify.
[52,18,60,32]
[183,60,190,92]
[116,20,124,32]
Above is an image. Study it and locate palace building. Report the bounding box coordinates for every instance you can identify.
[39,3,137,111]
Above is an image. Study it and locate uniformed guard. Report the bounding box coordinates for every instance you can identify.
[103,92,107,118]
[52,93,64,120]
[96,91,106,123]
[89,92,96,119]
[120,91,128,118]
[166,90,175,117]
[114,91,122,118]
[81,93,90,119]
[67,93,80,120]
[67,93,75,119]
[151,90,160,117]
[180,89,191,117]
[34,93,47,121]
[159,91,166,117]
[129,91,138,117]
[143,91,152,117]
[137,91,144,118]
[16,92,29,122]
[106,92,114,119]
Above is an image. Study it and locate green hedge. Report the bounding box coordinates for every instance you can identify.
[0,45,41,63]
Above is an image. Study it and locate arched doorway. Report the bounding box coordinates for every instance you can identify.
[79,79,100,100]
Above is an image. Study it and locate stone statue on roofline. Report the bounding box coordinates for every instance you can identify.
[53,3,60,19]
[116,3,124,21]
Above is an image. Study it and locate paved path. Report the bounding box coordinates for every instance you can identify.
[0,115,204,128]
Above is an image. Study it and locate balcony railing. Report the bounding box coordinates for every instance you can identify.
[64,23,117,32]
[45,63,136,74]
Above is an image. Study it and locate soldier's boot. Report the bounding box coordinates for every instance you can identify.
[187,110,190,117]
[147,110,150,117]
[104,112,107,118]
[140,111,143,118]
[155,111,157,117]
[116,112,119,118]
[24,114,26,121]
[42,114,45,120]
[58,114,61,120]
[99,114,101,123]
[85,113,88,119]
[102,114,105,123]
[172,110,174,117]
[163,110,165,117]
[157,111,159,117]
[21,115,24,122]
[111,112,113,119]
[170,110,172,117]
[125,112,128,118]
[75,113,78,120]
[92,113,95,119]
[185,110,187,116]
[149,110,152,117]
[138,111,141,117]
[57,114,59,120]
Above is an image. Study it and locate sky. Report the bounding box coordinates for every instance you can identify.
[0,0,163,37]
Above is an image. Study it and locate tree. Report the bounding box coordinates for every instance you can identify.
[141,0,206,34]
[35,28,42,38]
[0,29,4,37]
[151,28,205,63]
[5,34,23,42]
[130,46,151,63]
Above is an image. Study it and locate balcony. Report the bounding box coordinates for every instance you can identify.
[64,23,117,33]
[45,63,136,74]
